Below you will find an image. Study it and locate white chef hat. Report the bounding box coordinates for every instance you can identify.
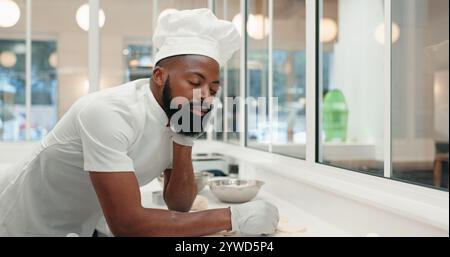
[152,8,240,67]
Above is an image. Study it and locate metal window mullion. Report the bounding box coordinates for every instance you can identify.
[239,0,247,148]
[316,0,323,163]
[152,0,158,59]
[305,0,317,163]
[208,0,215,12]
[206,0,216,141]
[206,0,215,141]
[384,0,392,178]
[268,0,273,153]
[223,0,229,142]
[88,0,100,93]
[223,62,228,142]
[25,0,32,141]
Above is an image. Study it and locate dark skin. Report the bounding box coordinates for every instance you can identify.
[89,55,232,237]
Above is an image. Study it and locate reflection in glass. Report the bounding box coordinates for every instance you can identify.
[318,0,385,175]
[0,39,57,141]
[124,44,153,82]
[30,40,58,140]
[215,0,241,144]
[392,0,449,190]
[0,39,26,140]
[246,0,269,151]
[32,0,89,138]
[271,0,306,158]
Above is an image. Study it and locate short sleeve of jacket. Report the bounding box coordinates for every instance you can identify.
[77,101,135,172]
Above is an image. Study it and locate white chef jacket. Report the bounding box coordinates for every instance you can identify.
[0,78,174,236]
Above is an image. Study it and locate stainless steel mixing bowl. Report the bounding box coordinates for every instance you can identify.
[209,179,265,203]
[157,170,212,192]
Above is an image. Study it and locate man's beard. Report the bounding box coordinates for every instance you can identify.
[162,77,213,138]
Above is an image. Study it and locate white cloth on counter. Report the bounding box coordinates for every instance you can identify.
[0,78,174,236]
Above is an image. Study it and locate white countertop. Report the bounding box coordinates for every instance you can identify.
[0,141,449,237]
[95,179,352,237]
[3,159,350,237]
[3,141,446,236]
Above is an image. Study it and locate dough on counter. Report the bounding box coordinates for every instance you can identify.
[204,230,236,237]
[216,230,236,236]
[191,195,209,211]
[208,216,307,237]
[276,216,307,236]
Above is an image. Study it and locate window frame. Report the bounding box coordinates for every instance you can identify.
[0,1,59,142]
[2,0,446,229]
[9,0,448,194]
[210,0,448,194]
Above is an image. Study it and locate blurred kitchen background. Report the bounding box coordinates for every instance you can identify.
[0,0,448,236]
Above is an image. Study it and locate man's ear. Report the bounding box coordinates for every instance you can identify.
[152,66,168,88]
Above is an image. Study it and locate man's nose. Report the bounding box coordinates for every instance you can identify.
[200,84,211,99]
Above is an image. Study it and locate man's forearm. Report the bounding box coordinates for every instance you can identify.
[113,207,232,237]
[164,142,197,212]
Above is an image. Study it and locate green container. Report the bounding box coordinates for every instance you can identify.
[323,89,348,142]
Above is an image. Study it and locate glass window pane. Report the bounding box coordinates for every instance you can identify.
[99,0,153,87]
[212,0,226,142]
[246,0,269,151]
[271,0,306,159]
[2,0,90,141]
[225,0,241,145]
[32,0,89,139]
[318,0,385,175]
[0,0,26,141]
[30,40,57,140]
[392,0,449,190]
[214,0,241,144]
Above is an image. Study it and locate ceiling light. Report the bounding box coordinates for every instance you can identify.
[374,22,400,45]
[232,13,269,40]
[0,51,17,67]
[76,3,105,31]
[320,18,338,43]
[0,0,20,28]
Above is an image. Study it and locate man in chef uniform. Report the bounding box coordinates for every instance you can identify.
[0,8,279,237]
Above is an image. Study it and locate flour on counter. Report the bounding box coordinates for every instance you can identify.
[191,195,209,211]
